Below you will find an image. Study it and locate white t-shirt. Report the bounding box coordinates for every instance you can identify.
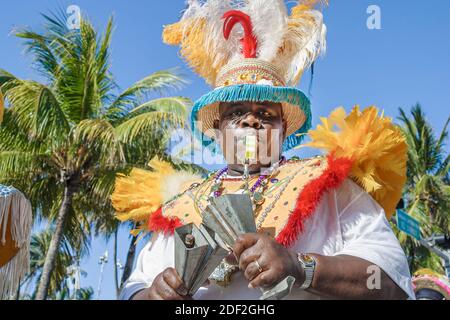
[119,179,415,300]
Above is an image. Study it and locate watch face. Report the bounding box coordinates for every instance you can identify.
[300,254,314,264]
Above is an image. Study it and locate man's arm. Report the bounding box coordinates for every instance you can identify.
[233,233,408,300]
[307,254,407,299]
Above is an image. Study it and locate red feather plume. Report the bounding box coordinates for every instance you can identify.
[223,10,258,59]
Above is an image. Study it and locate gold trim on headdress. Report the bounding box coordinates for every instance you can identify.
[216,59,286,87]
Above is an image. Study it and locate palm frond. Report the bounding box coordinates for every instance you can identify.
[54,16,115,123]
[13,28,60,80]
[436,117,449,155]
[0,91,4,123]
[3,79,70,142]
[0,151,51,182]
[73,119,125,165]
[116,111,185,145]
[107,70,188,119]
[0,69,17,88]
[129,96,190,116]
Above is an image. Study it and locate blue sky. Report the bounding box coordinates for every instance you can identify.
[1,0,449,299]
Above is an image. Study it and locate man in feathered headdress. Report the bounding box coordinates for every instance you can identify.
[114,0,414,300]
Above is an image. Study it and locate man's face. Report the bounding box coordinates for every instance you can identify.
[213,101,287,174]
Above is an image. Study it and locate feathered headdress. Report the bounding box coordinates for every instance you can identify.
[163,0,328,151]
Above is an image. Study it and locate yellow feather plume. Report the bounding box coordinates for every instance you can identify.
[111,158,202,225]
[302,106,407,218]
[163,18,224,86]
[293,0,329,12]
[277,0,328,85]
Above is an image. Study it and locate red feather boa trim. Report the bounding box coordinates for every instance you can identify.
[147,207,182,235]
[275,155,353,247]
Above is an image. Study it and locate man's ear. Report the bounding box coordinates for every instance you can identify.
[213,119,220,130]
[282,119,288,140]
[213,119,221,142]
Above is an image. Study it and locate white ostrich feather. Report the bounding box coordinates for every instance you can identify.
[161,172,202,203]
[203,0,239,70]
[243,0,288,63]
[276,4,327,85]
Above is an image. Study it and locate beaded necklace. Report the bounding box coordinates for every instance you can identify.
[190,157,290,223]
[207,157,286,212]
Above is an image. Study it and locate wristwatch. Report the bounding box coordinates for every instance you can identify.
[297,253,316,290]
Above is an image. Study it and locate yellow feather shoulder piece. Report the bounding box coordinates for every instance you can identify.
[111,158,202,224]
[303,106,407,218]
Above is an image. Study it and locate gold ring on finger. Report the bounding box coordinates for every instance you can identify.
[254,259,263,273]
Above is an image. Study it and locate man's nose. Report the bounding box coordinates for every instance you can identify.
[240,113,261,129]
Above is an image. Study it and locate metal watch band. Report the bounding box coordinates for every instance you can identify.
[297,253,316,290]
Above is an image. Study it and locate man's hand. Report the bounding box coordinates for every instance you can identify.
[132,267,192,300]
[232,233,304,289]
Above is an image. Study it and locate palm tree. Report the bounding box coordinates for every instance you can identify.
[20,230,73,299]
[75,287,95,300]
[396,104,450,272]
[0,11,191,299]
[54,286,94,300]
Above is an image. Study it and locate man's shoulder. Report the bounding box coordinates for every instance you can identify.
[276,156,327,177]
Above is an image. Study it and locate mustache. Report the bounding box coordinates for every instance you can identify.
[227,112,266,129]
[228,112,252,127]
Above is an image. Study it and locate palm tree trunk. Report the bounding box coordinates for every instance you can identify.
[120,234,138,289]
[35,182,76,300]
